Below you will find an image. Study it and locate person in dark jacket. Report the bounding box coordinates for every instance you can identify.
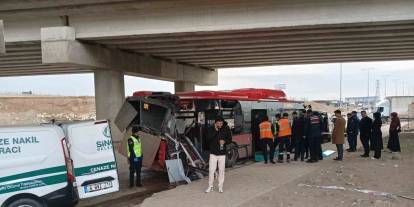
[346,113,359,152]
[289,113,297,155]
[273,113,281,153]
[359,111,373,157]
[372,112,383,159]
[387,112,401,153]
[292,110,306,161]
[205,116,232,193]
[303,110,312,159]
[304,110,323,163]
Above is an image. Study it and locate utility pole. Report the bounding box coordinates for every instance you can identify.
[362,68,372,106]
[402,81,405,96]
[393,79,399,96]
[381,74,390,99]
[375,80,380,98]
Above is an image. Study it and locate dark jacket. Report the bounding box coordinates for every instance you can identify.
[346,117,359,136]
[372,118,382,137]
[292,117,306,138]
[205,124,232,155]
[390,116,401,133]
[304,115,323,138]
[359,117,373,136]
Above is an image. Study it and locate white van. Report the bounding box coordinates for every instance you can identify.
[0,120,119,207]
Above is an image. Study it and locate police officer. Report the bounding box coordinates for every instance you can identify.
[292,110,306,161]
[127,126,143,188]
[305,110,323,163]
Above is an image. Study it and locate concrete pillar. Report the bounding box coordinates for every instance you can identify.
[94,69,125,142]
[94,69,132,182]
[0,20,5,54]
[174,81,195,92]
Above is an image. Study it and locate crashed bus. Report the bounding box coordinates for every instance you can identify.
[115,89,304,182]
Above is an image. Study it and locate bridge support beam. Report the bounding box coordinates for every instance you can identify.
[40,26,218,138]
[174,81,195,92]
[40,26,217,85]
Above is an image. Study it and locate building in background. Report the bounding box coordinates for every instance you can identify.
[345,96,380,107]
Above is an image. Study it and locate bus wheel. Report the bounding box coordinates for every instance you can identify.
[8,198,44,207]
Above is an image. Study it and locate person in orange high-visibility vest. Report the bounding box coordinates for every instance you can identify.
[259,116,276,164]
[277,113,292,163]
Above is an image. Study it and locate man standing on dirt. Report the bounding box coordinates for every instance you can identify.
[359,111,373,157]
[127,126,143,188]
[305,111,323,163]
[346,111,359,152]
[292,110,306,161]
[332,110,346,161]
[205,116,232,193]
[346,113,358,152]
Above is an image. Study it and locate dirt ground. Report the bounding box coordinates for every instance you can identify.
[139,133,414,207]
[0,96,95,126]
[242,132,414,207]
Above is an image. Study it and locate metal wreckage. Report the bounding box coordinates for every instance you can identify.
[115,89,304,183]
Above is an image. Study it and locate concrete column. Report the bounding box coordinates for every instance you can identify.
[0,20,5,54]
[174,81,195,92]
[94,69,125,142]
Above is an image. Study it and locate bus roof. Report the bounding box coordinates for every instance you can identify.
[177,88,287,101]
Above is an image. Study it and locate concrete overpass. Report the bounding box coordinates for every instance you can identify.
[2,0,414,141]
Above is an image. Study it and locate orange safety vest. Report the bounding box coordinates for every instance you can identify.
[259,121,273,139]
[278,118,292,137]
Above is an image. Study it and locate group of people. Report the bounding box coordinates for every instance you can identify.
[343,110,402,160]
[259,109,403,164]
[259,110,326,164]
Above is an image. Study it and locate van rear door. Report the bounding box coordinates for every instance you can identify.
[64,120,119,199]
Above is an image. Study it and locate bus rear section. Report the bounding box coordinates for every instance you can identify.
[0,125,78,207]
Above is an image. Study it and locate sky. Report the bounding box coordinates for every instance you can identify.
[0,60,413,100]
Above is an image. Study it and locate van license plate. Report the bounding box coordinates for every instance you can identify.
[84,181,113,193]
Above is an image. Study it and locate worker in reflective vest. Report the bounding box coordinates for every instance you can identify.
[127,126,143,188]
[259,116,276,164]
[277,113,292,163]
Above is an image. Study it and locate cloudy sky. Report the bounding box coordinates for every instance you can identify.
[0,60,413,100]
